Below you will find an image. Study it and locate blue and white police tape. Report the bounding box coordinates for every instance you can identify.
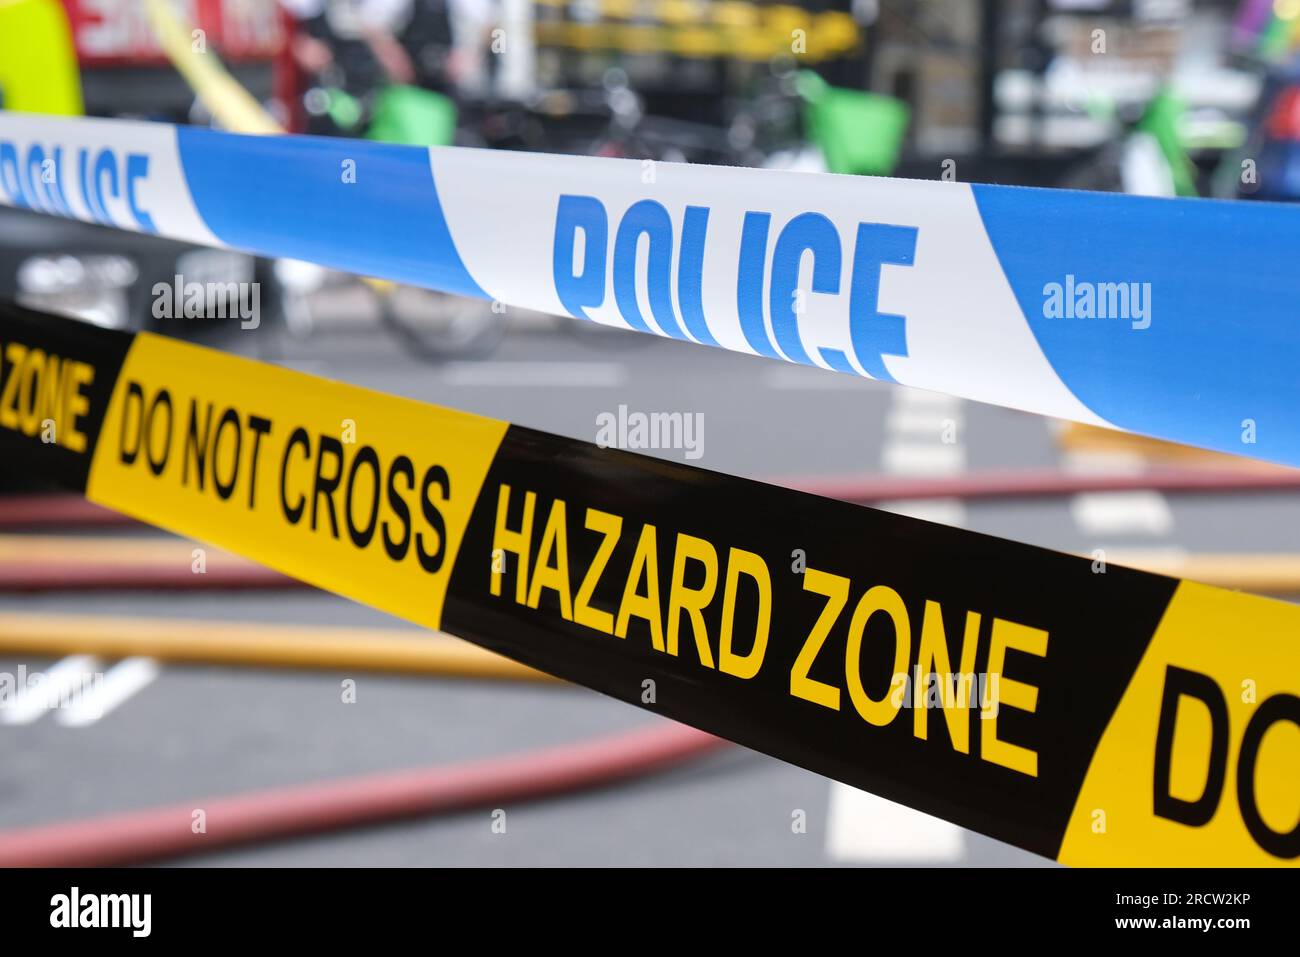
[3,111,1299,467]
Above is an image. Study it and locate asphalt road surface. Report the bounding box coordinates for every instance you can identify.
[3,299,1297,866]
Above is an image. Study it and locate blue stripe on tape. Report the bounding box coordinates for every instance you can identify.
[175,127,487,299]
[973,184,1300,467]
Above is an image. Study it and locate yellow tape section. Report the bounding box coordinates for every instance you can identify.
[84,333,508,630]
[1059,581,1300,866]
[142,0,282,136]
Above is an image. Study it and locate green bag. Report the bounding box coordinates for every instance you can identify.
[367,85,458,147]
[798,71,908,177]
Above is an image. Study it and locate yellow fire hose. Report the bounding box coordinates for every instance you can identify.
[0,612,556,682]
[143,0,282,134]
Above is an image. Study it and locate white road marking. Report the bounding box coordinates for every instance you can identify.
[824,388,967,864]
[825,785,966,863]
[761,366,886,390]
[1061,449,1147,475]
[876,498,968,527]
[1071,491,1174,537]
[885,406,964,437]
[1102,545,1192,570]
[55,657,160,728]
[893,386,962,410]
[440,361,626,387]
[0,655,103,726]
[882,442,966,476]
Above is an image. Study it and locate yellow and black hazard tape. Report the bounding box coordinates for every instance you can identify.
[1,299,1296,867]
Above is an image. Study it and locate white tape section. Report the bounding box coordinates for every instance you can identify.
[3,111,1300,467]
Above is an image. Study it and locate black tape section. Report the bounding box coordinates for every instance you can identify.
[443,425,1180,859]
[0,300,1186,861]
[0,300,132,491]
